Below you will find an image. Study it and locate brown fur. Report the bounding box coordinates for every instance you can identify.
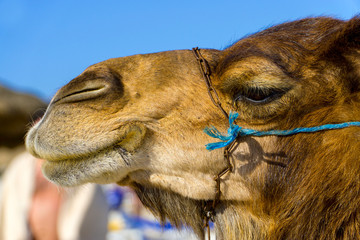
[26,16,360,239]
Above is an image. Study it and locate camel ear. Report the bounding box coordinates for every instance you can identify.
[323,16,360,56]
[321,17,360,93]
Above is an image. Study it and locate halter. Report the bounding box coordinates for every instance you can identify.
[192,47,360,240]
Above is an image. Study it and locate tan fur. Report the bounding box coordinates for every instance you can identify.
[27,17,360,239]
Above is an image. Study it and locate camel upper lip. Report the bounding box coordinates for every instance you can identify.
[26,119,137,163]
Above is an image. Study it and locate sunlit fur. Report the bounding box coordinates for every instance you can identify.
[27,17,360,239]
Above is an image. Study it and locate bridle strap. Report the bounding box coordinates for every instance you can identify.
[192,47,235,240]
[192,47,229,120]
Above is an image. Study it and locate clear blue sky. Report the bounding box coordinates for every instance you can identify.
[1,0,359,101]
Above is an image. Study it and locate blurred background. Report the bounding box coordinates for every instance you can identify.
[0,0,359,239]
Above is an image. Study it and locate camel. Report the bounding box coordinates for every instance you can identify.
[26,16,360,239]
[0,85,46,172]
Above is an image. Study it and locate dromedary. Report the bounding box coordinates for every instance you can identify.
[26,17,360,239]
[0,85,46,172]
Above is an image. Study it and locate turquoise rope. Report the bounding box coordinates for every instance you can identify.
[204,111,360,151]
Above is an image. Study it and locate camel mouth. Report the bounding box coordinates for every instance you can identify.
[41,144,134,186]
[26,120,144,187]
[115,123,148,153]
[26,119,148,164]
[43,143,129,163]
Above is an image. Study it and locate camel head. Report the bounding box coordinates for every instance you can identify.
[26,17,360,239]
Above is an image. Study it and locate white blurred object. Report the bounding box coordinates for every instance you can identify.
[0,152,108,240]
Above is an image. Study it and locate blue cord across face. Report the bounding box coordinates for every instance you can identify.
[204,111,360,151]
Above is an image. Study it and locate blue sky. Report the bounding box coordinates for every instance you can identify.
[1,0,359,101]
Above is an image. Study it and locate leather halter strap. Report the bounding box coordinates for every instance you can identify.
[192,47,235,240]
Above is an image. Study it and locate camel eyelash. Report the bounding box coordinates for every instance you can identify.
[233,86,289,105]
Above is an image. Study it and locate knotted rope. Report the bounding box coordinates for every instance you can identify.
[205,111,360,151]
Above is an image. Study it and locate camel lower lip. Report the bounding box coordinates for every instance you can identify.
[41,146,132,187]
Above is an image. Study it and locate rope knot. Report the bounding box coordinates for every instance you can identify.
[204,111,242,150]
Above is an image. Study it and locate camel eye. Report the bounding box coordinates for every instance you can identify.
[235,87,286,104]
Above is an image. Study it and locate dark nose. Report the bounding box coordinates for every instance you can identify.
[51,66,123,105]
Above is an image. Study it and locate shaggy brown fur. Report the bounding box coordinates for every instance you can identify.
[26,16,360,239]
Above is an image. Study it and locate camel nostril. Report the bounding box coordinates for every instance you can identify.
[63,86,105,101]
[52,84,107,104]
[50,66,124,105]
